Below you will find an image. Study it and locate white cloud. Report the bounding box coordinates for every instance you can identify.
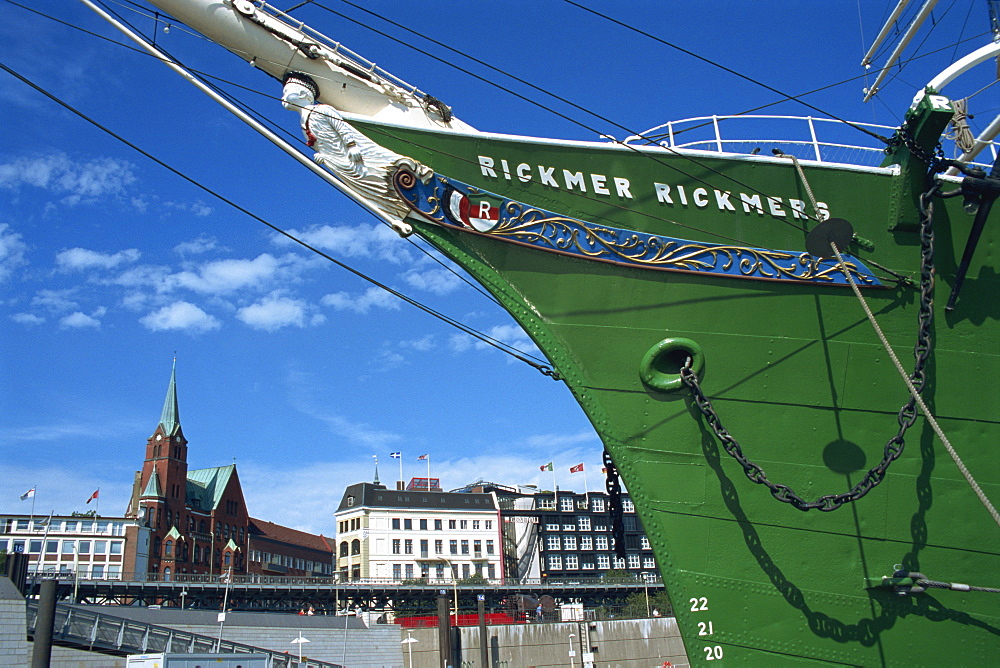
[402,267,462,295]
[0,153,136,204]
[321,287,400,314]
[140,301,221,333]
[11,312,44,325]
[32,288,79,312]
[236,293,309,331]
[59,310,102,329]
[275,223,413,264]
[168,254,285,294]
[174,236,219,256]
[56,247,141,271]
[448,323,538,358]
[0,223,28,282]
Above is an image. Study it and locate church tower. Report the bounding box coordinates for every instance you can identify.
[134,359,190,577]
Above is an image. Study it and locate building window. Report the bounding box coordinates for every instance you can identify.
[547,554,562,570]
[351,539,361,555]
[595,536,609,551]
[624,516,638,531]
[473,540,481,555]
[580,535,593,550]
[94,565,106,579]
[404,519,412,530]
[487,564,495,579]
[420,539,428,557]
[45,540,58,554]
[538,498,555,510]
[485,520,492,530]
[435,564,445,579]
[641,535,651,550]
[404,539,413,555]
[614,557,626,569]
[565,554,579,569]
[450,540,458,554]
[591,497,605,512]
[627,554,640,569]
[560,497,574,512]
[434,540,443,554]
[61,541,75,555]
[472,520,480,530]
[461,540,469,554]
[577,516,591,531]
[460,520,468,530]
[449,520,457,530]
[165,540,173,557]
[392,518,400,530]
[643,556,656,569]
[546,521,560,531]
[563,535,577,550]
[486,540,494,555]
[392,539,401,555]
[546,535,561,551]
[581,558,595,570]
[110,542,123,555]
[434,520,442,530]
[405,564,413,579]
[340,542,349,557]
[596,554,610,569]
[393,564,401,579]
[623,498,635,513]
[563,523,575,532]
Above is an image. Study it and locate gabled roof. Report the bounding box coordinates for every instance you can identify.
[186,464,237,512]
[335,482,497,513]
[249,518,332,553]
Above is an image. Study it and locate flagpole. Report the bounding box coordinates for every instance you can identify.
[552,468,557,509]
[29,485,37,529]
[582,467,590,506]
[426,455,431,488]
[399,453,403,489]
[95,487,100,517]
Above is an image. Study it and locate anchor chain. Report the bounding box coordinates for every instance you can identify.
[677,181,940,512]
[603,449,627,558]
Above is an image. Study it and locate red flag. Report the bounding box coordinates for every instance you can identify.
[86,489,99,504]
[569,463,584,473]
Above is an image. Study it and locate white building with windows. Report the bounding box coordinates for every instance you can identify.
[334,480,503,582]
[0,514,150,580]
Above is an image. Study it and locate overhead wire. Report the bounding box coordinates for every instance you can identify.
[6,0,505,309]
[0,58,557,374]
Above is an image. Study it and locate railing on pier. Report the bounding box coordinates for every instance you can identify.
[25,601,342,667]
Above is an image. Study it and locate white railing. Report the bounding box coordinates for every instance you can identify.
[622,114,999,170]
[623,115,898,166]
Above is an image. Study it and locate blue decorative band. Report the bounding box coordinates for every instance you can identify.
[392,169,881,287]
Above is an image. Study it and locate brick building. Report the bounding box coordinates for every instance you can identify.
[124,361,332,580]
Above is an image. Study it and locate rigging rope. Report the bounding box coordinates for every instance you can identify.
[830,231,1000,528]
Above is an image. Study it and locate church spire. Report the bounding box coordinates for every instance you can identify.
[159,357,181,436]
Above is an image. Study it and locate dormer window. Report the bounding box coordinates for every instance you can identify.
[347,496,355,507]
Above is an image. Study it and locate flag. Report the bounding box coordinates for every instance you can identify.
[540,462,553,471]
[570,463,584,473]
[390,452,401,459]
[20,487,35,501]
[602,467,608,474]
[86,489,99,504]
[417,454,428,461]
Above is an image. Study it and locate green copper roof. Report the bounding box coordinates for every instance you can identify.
[158,358,180,436]
[186,464,236,512]
[141,467,163,499]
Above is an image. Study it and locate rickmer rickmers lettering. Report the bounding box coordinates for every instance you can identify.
[477,154,831,220]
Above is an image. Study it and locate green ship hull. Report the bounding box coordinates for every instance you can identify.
[102,1,999,664]
[348,115,999,666]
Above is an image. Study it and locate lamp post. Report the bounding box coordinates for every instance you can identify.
[215,567,232,651]
[291,632,310,666]
[568,632,576,668]
[401,631,418,667]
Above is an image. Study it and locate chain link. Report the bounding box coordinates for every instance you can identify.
[677,179,940,512]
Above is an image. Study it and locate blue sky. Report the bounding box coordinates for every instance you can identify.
[1,1,993,534]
